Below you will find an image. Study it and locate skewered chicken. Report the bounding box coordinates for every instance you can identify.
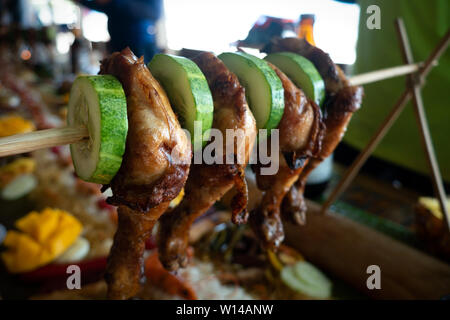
[157,52,257,270]
[262,38,363,224]
[99,48,191,299]
[249,62,323,249]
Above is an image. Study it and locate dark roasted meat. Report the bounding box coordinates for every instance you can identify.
[263,38,363,222]
[157,52,257,270]
[99,48,191,299]
[105,203,169,299]
[100,48,191,212]
[250,62,323,248]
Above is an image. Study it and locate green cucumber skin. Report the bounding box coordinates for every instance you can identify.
[264,52,325,106]
[69,75,128,184]
[86,76,128,184]
[218,52,284,135]
[148,54,213,148]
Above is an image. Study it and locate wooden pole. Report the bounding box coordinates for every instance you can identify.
[0,33,447,161]
[0,64,440,158]
[321,28,450,215]
[0,127,88,157]
[349,62,432,86]
[395,18,450,231]
[286,200,450,300]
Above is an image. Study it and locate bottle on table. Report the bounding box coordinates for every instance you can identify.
[297,14,316,46]
[297,14,334,198]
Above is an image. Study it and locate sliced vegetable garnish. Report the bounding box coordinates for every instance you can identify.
[169,188,185,208]
[0,157,36,189]
[148,54,214,149]
[281,261,332,299]
[264,52,325,106]
[1,208,82,273]
[56,236,90,263]
[218,52,284,135]
[67,75,128,184]
[1,174,37,200]
[267,249,284,271]
[278,244,305,265]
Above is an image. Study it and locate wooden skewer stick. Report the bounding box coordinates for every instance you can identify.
[0,61,434,158]
[321,28,450,216]
[349,61,433,86]
[395,18,450,231]
[0,126,88,157]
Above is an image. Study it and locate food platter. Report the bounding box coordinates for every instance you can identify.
[0,14,449,301]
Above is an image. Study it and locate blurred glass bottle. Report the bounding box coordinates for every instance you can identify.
[297,14,315,45]
[70,28,91,75]
[298,14,334,198]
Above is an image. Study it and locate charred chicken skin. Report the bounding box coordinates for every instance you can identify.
[250,62,323,249]
[157,52,257,270]
[262,38,363,223]
[99,48,191,299]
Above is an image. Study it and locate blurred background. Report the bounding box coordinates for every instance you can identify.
[0,0,449,299]
[2,0,448,213]
[0,0,359,70]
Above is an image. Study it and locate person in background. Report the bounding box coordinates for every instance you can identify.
[76,0,163,61]
[344,0,450,183]
[0,0,22,26]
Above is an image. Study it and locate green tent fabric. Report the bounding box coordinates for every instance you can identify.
[345,0,450,182]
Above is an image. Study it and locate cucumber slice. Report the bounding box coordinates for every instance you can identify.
[1,174,37,200]
[218,52,284,135]
[148,54,214,149]
[67,75,128,184]
[264,52,325,106]
[281,261,332,299]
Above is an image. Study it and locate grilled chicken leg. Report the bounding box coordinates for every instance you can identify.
[282,70,363,223]
[250,63,323,248]
[99,48,191,299]
[158,52,257,270]
[262,38,363,222]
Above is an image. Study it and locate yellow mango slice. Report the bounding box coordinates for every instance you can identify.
[1,208,83,273]
[0,115,35,137]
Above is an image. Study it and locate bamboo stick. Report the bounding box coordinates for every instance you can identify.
[395,18,450,231]
[0,126,88,157]
[0,48,444,159]
[349,62,430,86]
[321,29,450,215]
